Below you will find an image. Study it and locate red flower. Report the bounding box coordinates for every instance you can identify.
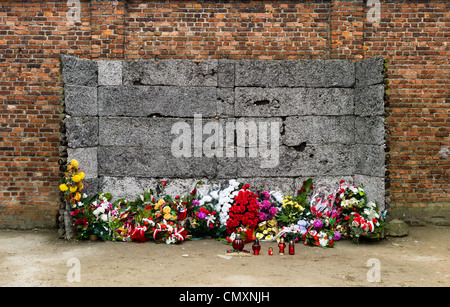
[226,190,260,234]
[161,181,167,186]
[70,209,79,217]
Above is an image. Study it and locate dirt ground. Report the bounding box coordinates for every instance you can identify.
[0,226,448,287]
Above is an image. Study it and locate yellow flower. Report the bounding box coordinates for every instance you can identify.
[74,192,81,201]
[70,159,79,169]
[78,171,85,180]
[71,174,81,183]
[172,215,177,220]
[155,199,165,211]
[164,213,171,220]
[59,183,69,192]
[163,206,171,214]
[77,181,84,191]
[69,186,77,193]
[263,229,268,235]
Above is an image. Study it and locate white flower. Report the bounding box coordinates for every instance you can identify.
[100,214,108,222]
[210,191,219,200]
[202,195,212,203]
[166,237,176,244]
[270,191,284,204]
[364,208,379,221]
[205,214,216,227]
[319,237,328,247]
[229,179,240,188]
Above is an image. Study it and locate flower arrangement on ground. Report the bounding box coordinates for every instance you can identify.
[335,180,386,243]
[62,160,386,247]
[253,185,282,241]
[72,192,116,241]
[225,185,260,243]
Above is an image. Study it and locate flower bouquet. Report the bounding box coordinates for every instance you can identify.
[72,193,115,241]
[214,179,242,231]
[276,179,313,226]
[335,180,386,243]
[186,203,219,239]
[59,159,86,204]
[226,186,260,243]
[253,186,282,241]
[152,219,188,244]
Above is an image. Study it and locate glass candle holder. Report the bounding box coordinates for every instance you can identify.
[278,237,286,255]
[252,239,261,255]
[289,240,295,255]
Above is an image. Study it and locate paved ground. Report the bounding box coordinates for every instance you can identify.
[0,226,448,287]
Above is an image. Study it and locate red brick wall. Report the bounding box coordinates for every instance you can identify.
[363,0,449,219]
[0,0,448,228]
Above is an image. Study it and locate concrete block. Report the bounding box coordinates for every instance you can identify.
[234,87,354,117]
[355,116,385,145]
[284,116,355,146]
[98,146,217,179]
[64,85,97,116]
[354,174,385,211]
[61,55,98,86]
[122,59,218,87]
[98,86,218,117]
[98,60,122,85]
[354,84,385,116]
[355,144,385,177]
[65,117,99,148]
[355,56,384,87]
[235,59,355,88]
[67,147,98,179]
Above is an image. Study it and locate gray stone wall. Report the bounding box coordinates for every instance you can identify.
[61,56,385,209]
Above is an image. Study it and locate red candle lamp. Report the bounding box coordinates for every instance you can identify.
[278,237,286,255]
[252,239,261,255]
